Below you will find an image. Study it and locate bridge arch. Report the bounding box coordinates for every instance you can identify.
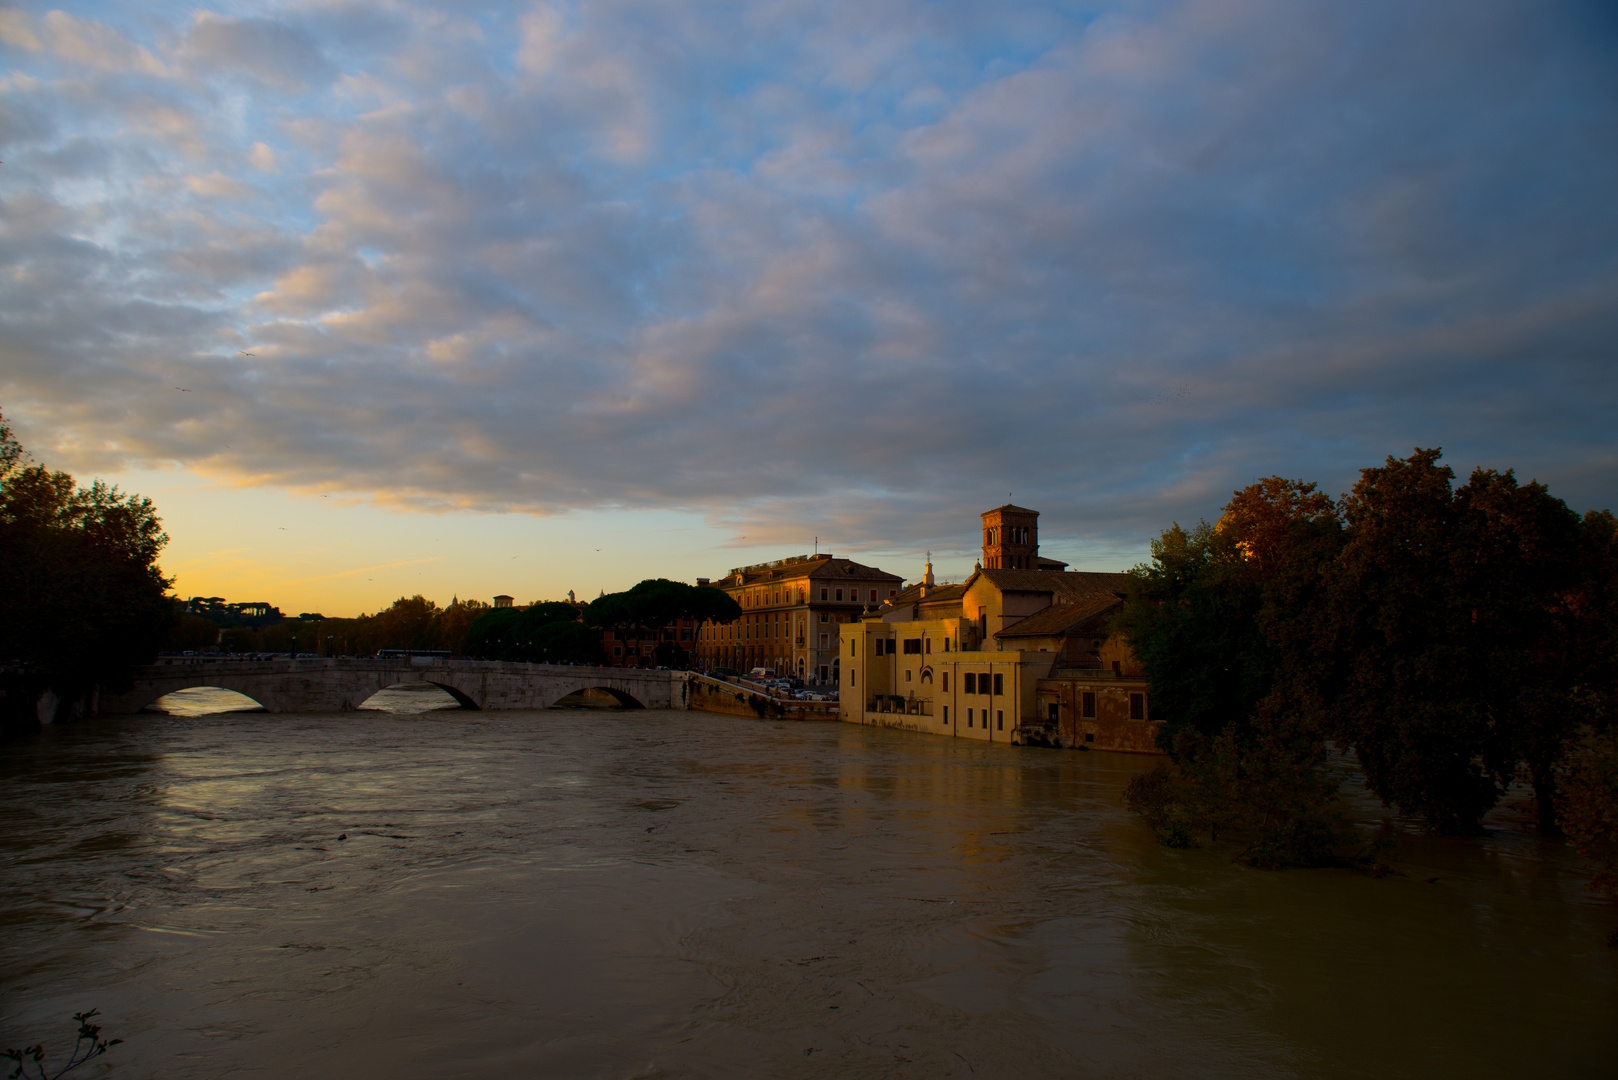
[357,680,481,712]
[148,685,268,715]
[547,685,647,709]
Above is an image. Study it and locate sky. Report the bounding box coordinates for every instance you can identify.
[3,0,1616,617]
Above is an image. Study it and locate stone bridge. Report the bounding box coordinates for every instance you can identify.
[96,657,691,715]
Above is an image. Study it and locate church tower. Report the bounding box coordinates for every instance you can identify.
[981,504,1040,570]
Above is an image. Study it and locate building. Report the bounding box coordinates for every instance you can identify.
[840,505,1161,752]
[601,617,701,667]
[493,594,515,609]
[693,554,904,681]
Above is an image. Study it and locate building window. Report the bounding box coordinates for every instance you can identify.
[925,638,931,654]
[905,670,911,682]
[821,589,828,600]
[1130,693,1145,721]
[964,673,976,694]
[851,670,857,687]
[1048,703,1058,722]
[835,589,843,601]
[997,711,1004,730]
[888,590,896,598]
[1085,732,1095,743]
[967,708,973,728]
[902,639,921,655]
[942,672,949,691]
[993,673,1003,695]
[821,612,829,623]
[820,633,828,646]
[1082,691,1096,718]
[942,706,949,725]
[869,589,877,602]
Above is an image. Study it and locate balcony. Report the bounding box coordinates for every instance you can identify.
[867,696,933,717]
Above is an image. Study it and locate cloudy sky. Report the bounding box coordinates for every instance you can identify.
[3,0,1616,615]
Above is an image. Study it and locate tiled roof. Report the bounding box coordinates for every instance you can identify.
[724,557,903,587]
[982,503,1040,517]
[995,596,1123,638]
[888,581,968,606]
[972,568,1130,604]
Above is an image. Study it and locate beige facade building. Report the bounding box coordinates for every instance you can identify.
[693,554,903,681]
[840,505,1161,752]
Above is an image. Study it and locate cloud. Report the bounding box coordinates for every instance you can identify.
[181,13,337,91]
[40,11,168,75]
[1,0,1615,564]
[247,141,277,170]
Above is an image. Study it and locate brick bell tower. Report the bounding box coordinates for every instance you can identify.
[981,504,1039,570]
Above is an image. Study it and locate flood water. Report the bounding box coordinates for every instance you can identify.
[2,698,1614,1079]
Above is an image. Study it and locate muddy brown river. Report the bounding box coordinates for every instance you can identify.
[2,696,1614,1078]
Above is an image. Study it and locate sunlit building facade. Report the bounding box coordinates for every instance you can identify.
[693,554,903,681]
[840,505,1161,752]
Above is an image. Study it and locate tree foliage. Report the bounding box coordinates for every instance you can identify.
[1118,478,1350,866]
[466,602,601,664]
[1121,450,1618,849]
[1,410,175,733]
[585,578,741,635]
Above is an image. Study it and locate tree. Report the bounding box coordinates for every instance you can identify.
[1113,521,1275,746]
[466,603,601,664]
[585,579,741,666]
[1117,478,1351,865]
[0,410,175,735]
[1324,450,1590,834]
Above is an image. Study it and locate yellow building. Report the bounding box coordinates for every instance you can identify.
[693,554,903,682]
[840,505,1161,752]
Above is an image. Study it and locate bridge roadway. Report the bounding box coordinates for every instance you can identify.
[97,657,691,715]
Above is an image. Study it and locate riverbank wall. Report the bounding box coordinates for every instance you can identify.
[686,675,839,722]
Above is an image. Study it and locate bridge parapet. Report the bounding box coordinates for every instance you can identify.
[99,658,691,715]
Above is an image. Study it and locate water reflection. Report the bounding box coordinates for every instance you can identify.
[0,711,1612,1079]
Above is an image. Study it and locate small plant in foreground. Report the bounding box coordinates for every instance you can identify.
[4,1010,121,1079]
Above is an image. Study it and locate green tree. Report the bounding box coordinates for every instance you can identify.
[466,602,601,663]
[1323,451,1593,834]
[1118,478,1352,865]
[585,579,741,667]
[1113,521,1274,745]
[0,410,175,735]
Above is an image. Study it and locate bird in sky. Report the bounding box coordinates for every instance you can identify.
[238,351,255,356]
[175,387,191,392]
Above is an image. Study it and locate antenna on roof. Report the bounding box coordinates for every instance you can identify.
[814,535,818,555]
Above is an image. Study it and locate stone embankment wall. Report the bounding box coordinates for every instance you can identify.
[687,677,838,722]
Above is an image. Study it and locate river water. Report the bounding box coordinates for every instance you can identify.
[2,693,1614,1079]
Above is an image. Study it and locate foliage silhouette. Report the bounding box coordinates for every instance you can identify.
[4,1009,121,1079]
